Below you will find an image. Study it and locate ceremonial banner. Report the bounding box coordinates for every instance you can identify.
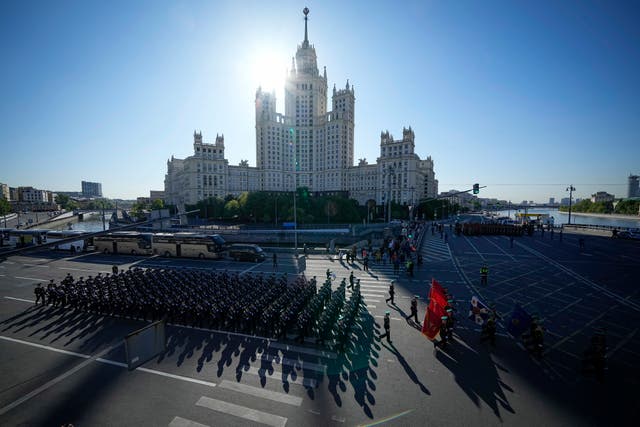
[468,295,490,325]
[422,279,448,340]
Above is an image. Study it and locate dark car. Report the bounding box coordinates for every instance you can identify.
[227,244,266,262]
[616,231,640,240]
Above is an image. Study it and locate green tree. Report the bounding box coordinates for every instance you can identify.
[615,199,640,215]
[224,199,240,218]
[0,198,11,216]
[151,199,164,210]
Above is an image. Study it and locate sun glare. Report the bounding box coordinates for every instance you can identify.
[248,48,287,92]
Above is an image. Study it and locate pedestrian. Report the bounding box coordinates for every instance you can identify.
[435,315,449,348]
[385,281,395,305]
[407,295,420,325]
[363,255,369,272]
[480,264,489,286]
[34,283,45,305]
[378,311,392,343]
[112,264,118,275]
[348,271,355,290]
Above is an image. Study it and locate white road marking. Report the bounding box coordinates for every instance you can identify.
[0,334,218,389]
[169,416,210,427]
[219,379,302,406]
[58,267,111,273]
[237,366,318,388]
[462,235,485,261]
[196,396,287,427]
[268,341,337,359]
[4,296,35,303]
[483,236,516,261]
[14,276,48,282]
[0,335,91,359]
[137,367,217,388]
[260,354,326,373]
[0,342,116,416]
[606,328,639,359]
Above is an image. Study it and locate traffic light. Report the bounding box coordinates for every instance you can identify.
[473,183,479,194]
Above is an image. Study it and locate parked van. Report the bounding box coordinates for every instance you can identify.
[227,244,266,262]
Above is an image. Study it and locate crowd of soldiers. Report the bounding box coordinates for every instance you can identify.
[33,267,365,347]
[456,222,524,236]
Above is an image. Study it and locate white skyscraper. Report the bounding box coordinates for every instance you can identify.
[165,8,437,208]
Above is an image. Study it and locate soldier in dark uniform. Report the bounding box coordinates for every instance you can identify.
[436,315,449,348]
[406,295,420,325]
[378,311,392,343]
[385,281,395,305]
[34,283,45,305]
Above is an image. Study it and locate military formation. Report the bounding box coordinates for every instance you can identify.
[33,267,365,347]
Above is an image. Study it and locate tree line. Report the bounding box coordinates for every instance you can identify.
[185,188,458,225]
[559,199,640,215]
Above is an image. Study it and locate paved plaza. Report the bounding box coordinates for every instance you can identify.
[0,227,638,426]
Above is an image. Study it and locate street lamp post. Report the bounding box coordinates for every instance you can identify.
[566,185,575,225]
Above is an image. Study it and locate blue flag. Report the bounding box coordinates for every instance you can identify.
[507,304,532,338]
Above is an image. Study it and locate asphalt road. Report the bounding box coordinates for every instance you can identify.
[0,228,638,426]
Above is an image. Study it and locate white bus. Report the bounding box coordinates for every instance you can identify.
[93,232,154,255]
[45,230,87,253]
[152,232,226,259]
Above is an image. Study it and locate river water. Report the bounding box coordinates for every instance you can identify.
[496,208,640,229]
[48,216,111,232]
[50,211,640,232]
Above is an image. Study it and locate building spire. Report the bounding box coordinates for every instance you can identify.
[303,7,309,47]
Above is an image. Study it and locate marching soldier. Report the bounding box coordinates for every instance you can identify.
[378,311,392,343]
[406,295,420,325]
[385,281,395,305]
[34,283,45,305]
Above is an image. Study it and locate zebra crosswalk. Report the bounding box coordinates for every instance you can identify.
[420,235,451,263]
[168,340,333,427]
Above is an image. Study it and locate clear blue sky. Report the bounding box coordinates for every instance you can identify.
[1,0,639,202]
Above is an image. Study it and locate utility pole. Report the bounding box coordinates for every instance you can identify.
[566,185,575,225]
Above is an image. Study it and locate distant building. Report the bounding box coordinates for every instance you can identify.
[150,191,165,203]
[0,183,9,200]
[19,187,48,203]
[628,174,639,198]
[81,181,103,197]
[9,187,19,202]
[440,190,477,210]
[549,197,555,205]
[591,192,615,203]
[560,198,570,206]
[9,186,58,211]
[164,9,437,209]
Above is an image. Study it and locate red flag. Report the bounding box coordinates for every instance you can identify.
[422,279,447,340]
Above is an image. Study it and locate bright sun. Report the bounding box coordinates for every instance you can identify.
[248,48,287,92]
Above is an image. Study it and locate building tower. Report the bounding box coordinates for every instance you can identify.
[255,7,355,193]
[628,174,639,198]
